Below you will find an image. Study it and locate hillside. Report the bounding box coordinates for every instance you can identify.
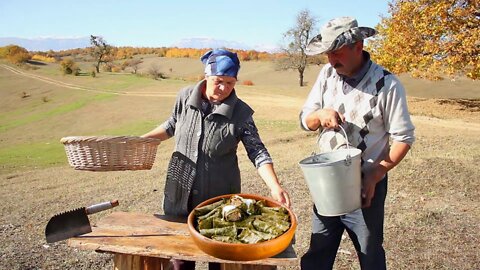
[1,57,478,173]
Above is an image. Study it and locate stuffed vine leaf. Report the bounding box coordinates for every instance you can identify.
[193,195,291,243]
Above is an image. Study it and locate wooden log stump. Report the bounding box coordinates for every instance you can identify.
[114,254,170,270]
[221,263,276,270]
[113,254,277,270]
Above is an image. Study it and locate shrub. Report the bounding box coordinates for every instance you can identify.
[148,64,165,80]
[60,58,80,75]
[241,80,254,86]
[121,61,128,71]
[102,63,113,72]
[90,71,96,77]
[31,54,56,63]
[21,91,30,99]
[111,66,122,73]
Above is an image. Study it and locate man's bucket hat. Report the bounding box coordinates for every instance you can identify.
[306,17,377,55]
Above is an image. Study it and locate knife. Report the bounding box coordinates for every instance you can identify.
[45,200,119,243]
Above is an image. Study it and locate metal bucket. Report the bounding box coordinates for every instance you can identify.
[299,126,362,216]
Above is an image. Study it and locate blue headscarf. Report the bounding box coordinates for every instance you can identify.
[201,49,240,79]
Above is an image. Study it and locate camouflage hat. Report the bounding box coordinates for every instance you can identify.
[305,17,377,55]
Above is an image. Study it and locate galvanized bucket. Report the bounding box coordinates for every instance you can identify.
[299,126,362,216]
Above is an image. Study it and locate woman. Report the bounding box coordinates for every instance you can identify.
[143,49,290,269]
[143,48,290,217]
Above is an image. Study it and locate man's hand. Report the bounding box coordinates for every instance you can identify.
[361,164,388,208]
[361,142,411,208]
[306,108,345,131]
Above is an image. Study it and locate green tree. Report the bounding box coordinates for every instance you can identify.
[277,10,317,86]
[368,0,480,80]
[90,35,112,73]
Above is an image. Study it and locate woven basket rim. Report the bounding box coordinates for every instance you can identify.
[60,135,161,145]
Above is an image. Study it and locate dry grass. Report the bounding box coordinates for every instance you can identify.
[0,59,479,269]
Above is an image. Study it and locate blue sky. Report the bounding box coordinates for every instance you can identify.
[0,0,390,49]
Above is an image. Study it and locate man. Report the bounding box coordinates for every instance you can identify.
[299,17,415,269]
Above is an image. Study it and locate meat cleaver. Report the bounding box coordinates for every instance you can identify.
[45,200,119,243]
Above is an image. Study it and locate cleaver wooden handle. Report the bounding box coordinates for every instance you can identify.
[85,200,119,215]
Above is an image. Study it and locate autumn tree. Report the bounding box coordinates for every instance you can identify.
[277,9,317,86]
[368,0,480,80]
[0,45,31,64]
[90,35,112,73]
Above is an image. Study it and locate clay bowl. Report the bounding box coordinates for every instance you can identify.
[187,193,297,261]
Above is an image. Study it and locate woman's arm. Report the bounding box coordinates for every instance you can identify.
[141,125,171,141]
[142,88,186,141]
[257,163,291,207]
[239,118,291,207]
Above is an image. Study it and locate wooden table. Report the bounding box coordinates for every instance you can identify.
[68,212,297,270]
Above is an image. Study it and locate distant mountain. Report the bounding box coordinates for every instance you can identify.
[252,43,281,53]
[0,36,279,53]
[0,37,91,52]
[172,37,278,53]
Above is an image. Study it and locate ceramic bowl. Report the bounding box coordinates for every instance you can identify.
[187,193,297,261]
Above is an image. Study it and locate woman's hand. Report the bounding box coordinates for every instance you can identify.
[257,163,291,208]
[270,185,291,208]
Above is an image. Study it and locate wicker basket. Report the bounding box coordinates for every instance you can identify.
[61,136,161,171]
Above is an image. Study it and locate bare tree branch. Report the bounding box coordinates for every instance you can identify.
[276,10,317,86]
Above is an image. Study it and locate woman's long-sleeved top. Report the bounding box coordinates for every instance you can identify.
[161,79,273,216]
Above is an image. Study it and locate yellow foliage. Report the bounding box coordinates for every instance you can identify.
[60,58,79,75]
[0,45,31,64]
[31,54,56,63]
[368,0,480,80]
[37,46,281,63]
[111,66,122,73]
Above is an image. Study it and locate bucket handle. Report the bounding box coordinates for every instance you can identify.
[313,125,353,166]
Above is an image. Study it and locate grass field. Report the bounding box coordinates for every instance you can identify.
[0,57,479,270]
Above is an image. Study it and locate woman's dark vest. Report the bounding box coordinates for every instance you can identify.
[163,81,254,216]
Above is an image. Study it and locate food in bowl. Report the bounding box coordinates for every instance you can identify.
[192,195,291,244]
[187,193,297,261]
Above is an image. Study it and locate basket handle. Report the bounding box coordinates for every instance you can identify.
[313,125,352,165]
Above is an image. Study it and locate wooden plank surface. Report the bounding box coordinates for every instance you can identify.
[68,212,297,266]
